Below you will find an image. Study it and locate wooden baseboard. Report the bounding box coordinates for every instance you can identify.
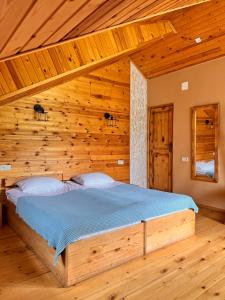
[198,207,225,223]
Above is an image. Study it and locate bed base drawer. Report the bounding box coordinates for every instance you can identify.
[6,199,195,287]
[6,200,144,287]
[66,223,144,286]
[6,200,66,285]
[144,210,195,254]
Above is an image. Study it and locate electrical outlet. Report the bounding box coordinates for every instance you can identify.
[117,160,124,165]
[181,157,189,162]
[195,37,202,44]
[0,165,12,171]
[181,81,189,91]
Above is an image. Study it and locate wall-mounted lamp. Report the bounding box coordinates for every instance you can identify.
[34,104,48,121]
[104,112,117,127]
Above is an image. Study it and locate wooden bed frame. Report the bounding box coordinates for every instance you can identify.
[6,199,144,286]
[3,174,196,287]
[144,210,195,254]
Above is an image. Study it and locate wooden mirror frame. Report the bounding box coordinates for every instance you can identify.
[191,103,219,183]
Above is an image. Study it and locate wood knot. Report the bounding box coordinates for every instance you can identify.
[200,257,206,261]
[177,257,185,262]
[109,294,117,300]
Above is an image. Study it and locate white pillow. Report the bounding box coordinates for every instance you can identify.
[71,172,114,187]
[16,176,65,195]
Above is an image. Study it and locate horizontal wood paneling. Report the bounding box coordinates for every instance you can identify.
[0,58,130,185]
[0,0,207,58]
[131,0,225,78]
[0,20,174,105]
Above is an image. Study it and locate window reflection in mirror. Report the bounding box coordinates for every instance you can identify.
[191,104,219,182]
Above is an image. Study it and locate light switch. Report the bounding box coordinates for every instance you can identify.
[117,160,124,165]
[181,157,189,162]
[0,165,12,171]
[195,37,202,44]
[181,81,189,91]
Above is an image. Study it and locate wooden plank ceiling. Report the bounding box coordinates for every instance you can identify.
[0,20,176,105]
[131,0,225,78]
[0,0,209,60]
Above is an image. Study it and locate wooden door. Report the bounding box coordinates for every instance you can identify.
[149,104,173,192]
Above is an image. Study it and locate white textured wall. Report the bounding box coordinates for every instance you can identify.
[130,62,148,187]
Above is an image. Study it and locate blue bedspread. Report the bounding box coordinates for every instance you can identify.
[16,184,198,264]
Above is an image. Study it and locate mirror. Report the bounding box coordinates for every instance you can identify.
[191,104,219,182]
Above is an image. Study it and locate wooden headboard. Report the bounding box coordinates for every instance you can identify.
[2,172,63,188]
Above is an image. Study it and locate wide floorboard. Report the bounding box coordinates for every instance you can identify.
[1,216,225,299]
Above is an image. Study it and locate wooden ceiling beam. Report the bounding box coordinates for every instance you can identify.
[0,20,175,106]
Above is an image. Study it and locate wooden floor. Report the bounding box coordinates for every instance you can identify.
[1,216,225,300]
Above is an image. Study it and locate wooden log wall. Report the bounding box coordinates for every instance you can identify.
[0,58,130,195]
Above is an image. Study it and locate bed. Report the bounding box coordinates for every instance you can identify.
[196,160,215,178]
[4,173,197,287]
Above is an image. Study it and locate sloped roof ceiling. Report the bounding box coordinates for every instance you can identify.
[2,0,223,104]
[0,20,176,105]
[131,0,225,78]
[0,0,209,60]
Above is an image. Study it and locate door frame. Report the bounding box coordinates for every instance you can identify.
[147,103,174,191]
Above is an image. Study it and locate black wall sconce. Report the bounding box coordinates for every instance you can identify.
[104,112,117,127]
[34,104,48,121]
